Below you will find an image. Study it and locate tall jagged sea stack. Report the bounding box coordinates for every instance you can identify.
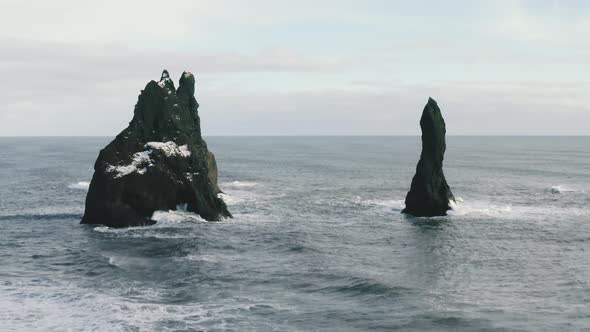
[81,70,231,228]
[403,98,455,217]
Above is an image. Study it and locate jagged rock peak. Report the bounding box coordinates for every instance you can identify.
[402,97,455,217]
[177,71,195,97]
[158,69,175,91]
[81,70,230,228]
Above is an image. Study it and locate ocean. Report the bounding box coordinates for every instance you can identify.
[0,136,588,331]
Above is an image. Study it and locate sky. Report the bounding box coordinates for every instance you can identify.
[1,0,589,136]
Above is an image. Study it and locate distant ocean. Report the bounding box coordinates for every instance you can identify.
[0,136,589,331]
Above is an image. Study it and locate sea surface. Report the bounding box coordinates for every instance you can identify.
[0,136,589,331]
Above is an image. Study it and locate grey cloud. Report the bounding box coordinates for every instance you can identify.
[1,39,589,136]
[0,39,342,134]
[200,83,590,136]
[2,81,590,136]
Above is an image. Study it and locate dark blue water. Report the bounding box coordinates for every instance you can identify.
[0,137,589,331]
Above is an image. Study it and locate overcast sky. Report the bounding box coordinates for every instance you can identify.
[1,0,589,136]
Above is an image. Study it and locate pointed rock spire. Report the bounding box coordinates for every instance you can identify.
[177,71,195,98]
[402,97,455,217]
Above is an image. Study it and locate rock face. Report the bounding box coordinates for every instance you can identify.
[81,70,231,228]
[206,151,221,195]
[402,97,455,217]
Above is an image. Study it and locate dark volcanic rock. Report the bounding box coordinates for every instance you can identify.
[81,70,231,228]
[206,151,221,195]
[402,97,455,217]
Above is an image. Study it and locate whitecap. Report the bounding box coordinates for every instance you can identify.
[217,193,244,205]
[353,196,406,210]
[108,256,117,266]
[91,210,209,237]
[448,199,458,211]
[546,185,577,194]
[68,181,90,190]
[447,199,512,217]
[151,210,208,225]
[222,181,258,188]
[93,226,110,233]
[182,254,217,262]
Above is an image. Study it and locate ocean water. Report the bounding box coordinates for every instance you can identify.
[0,136,589,331]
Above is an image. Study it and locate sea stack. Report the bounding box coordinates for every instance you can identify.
[81,70,231,228]
[402,97,455,217]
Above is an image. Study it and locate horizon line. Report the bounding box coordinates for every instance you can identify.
[1,134,589,138]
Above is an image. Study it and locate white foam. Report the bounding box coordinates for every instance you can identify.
[222,181,258,188]
[0,280,241,331]
[108,256,117,266]
[353,196,405,210]
[93,226,111,233]
[447,199,514,218]
[217,193,244,205]
[216,180,262,206]
[151,210,208,224]
[68,181,90,190]
[546,185,577,194]
[183,254,217,263]
[448,199,458,211]
[91,208,208,237]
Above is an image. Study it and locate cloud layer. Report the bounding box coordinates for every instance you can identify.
[1,0,589,135]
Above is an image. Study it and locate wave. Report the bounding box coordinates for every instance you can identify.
[92,209,212,236]
[0,281,246,331]
[221,180,258,188]
[181,254,218,263]
[546,185,578,194]
[217,180,267,206]
[151,210,209,224]
[352,196,405,211]
[0,212,82,221]
[217,193,245,205]
[448,198,590,221]
[68,181,90,190]
[447,200,512,218]
[394,198,512,220]
[108,256,118,266]
[314,276,412,299]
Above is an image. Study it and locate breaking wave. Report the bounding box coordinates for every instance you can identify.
[447,199,512,218]
[68,181,90,190]
[151,209,209,224]
[218,193,245,205]
[221,181,258,188]
[545,185,579,194]
[352,196,406,211]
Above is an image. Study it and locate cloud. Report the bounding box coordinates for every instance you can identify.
[0,0,381,45]
[485,0,590,47]
[0,1,589,136]
[201,81,590,136]
[0,38,341,116]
